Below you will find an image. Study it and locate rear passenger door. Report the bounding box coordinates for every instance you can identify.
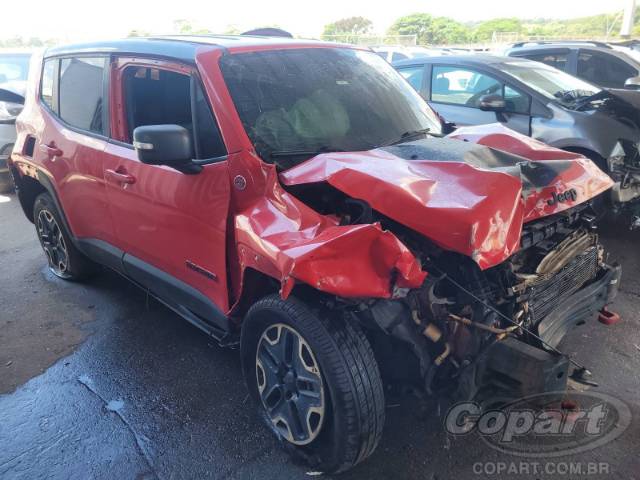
[428,65,532,135]
[33,55,116,245]
[103,57,232,320]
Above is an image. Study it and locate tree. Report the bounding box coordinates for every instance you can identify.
[322,16,373,38]
[473,18,523,42]
[387,13,470,45]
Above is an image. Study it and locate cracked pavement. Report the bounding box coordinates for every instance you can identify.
[0,192,639,479]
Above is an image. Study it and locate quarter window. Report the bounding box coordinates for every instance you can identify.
[59,57,107,134]
[40,59,56,110]
[504,85,530,114]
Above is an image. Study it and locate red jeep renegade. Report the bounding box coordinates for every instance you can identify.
[10,36,620,473]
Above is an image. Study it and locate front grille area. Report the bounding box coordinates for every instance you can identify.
[526,245,600,323]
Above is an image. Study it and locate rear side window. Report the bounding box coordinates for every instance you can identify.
[40,59,56,110]
[59,57,107,134]
[520,51,569,71]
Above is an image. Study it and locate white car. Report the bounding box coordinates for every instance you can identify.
[0,52,30,192]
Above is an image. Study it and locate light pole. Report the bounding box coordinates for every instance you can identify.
[620,0,636,38]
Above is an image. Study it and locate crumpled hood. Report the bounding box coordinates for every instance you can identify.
[280,126,613,269]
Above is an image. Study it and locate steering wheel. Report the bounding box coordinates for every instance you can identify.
[465,84,501,107]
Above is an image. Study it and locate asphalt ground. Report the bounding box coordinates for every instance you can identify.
[1,191,639,479]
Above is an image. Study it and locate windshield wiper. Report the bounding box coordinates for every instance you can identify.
[554,89,596,102]
[269,146,341,158]
[379,128,431,147]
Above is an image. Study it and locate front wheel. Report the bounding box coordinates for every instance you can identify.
[241,295,385,474]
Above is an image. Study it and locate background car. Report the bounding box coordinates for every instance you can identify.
[372,45,447,63]
[505,41,640,89]
[0,51,30,193]
[393,54,640,225]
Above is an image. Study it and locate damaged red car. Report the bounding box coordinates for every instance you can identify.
[9,36,620,473]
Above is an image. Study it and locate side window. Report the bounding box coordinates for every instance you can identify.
[122,66,226,160]
[59,57,107,135]
[577,50,637,88]
[504,85,531,114]
[40,59,56,110]
[521,51,569,71]
[396,66,425,93]
[431,66,501,107]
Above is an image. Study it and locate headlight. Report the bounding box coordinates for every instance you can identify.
[608,141,626,169]
[0,101,23,122]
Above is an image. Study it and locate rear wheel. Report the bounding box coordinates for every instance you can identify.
[241,295,385,473]
[33,192,97,280]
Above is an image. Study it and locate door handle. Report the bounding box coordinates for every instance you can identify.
[105,168,136,185]
[39,142,63,157]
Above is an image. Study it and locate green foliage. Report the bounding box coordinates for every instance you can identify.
[322,16,373,39]
[473,18,523,41]
[387,13,471,45]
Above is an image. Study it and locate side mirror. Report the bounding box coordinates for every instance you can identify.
[133,125,202,174]
[478,94,506,111]
[624,75,640,90]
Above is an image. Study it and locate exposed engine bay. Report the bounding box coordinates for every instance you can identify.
[290,182,620,404]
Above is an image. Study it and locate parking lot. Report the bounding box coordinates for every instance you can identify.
[0,190,638,479]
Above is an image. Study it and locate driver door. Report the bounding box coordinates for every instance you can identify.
[428,65,531,135]
[103,57,232,321]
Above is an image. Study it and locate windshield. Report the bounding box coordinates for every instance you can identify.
[500,60,600,105]
[0,54,30,86]
[220,48,441,165]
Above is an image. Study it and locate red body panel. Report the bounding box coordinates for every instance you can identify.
[281,125,613,270]
[233,164,426,301]
[448,124,614,223]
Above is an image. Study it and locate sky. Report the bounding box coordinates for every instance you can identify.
[1,0,633,41]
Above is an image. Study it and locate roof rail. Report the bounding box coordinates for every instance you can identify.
[511,40,612,49]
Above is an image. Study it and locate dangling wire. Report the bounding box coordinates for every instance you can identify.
[433,268,590,372]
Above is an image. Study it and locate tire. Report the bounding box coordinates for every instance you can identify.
[0,171,13,194]
[33,192,97,281]
[241,294,385,474]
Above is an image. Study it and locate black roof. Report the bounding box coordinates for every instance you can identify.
[44,35,333,62]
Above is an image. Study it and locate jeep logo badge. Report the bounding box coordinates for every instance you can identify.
[547,188,578,206]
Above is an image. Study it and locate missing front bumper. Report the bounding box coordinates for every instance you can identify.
[536,263,621,349]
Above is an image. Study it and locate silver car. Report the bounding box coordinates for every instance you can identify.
[0,52,30,192]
